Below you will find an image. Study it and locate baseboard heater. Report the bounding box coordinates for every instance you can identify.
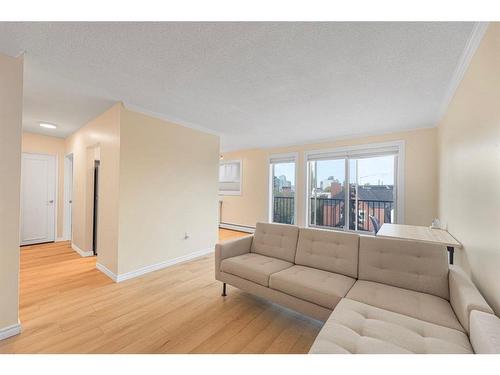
[219,222,255,233]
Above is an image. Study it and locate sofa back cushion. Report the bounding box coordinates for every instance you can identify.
[251,222,299,262]
[358,236,450,300]
[295,228,359,278]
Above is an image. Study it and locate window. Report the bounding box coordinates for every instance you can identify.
[219,160,241,195]
[269,153,297,225]
[306,141,404,233]
[348,155,397,231]
[309,158,346,228]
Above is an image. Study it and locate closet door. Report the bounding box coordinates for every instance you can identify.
[20,153,56,245]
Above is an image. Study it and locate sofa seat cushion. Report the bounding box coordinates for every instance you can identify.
[220,253,293,287]
[309,299,473,354]
[269,265,356,309]
[346,280,464,332]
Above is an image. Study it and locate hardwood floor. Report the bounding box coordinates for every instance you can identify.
[0,229,322,354]
[218,228,251,242]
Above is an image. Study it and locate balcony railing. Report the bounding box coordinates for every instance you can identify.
[273,196,294,224]
[354,199,394,231]
[273,196,394,232]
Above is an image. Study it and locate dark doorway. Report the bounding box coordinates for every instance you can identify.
[92,160,100,256]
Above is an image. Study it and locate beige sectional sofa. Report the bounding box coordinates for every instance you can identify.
[215,222,500,354]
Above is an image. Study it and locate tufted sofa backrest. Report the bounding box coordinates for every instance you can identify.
[358,235,450,300]
[295,228,359,278]
[251,222,299,263]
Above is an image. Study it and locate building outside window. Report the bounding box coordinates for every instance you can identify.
[269,153,297,225]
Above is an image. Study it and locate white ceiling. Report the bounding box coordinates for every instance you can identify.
[0,22,481,151]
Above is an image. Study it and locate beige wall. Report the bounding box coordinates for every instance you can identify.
[65,104,121,273]
[438,23,500,314]
[221,127,438,229]
[21,133,66,239]
[0,53,23,330]
[117,108,219,275]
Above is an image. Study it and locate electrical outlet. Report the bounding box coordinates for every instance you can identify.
[184,232,190,240]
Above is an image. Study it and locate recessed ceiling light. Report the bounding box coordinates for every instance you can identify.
[39,122,57,129]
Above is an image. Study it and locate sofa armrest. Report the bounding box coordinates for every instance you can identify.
[214,235,253,279]
[449,265,494,333]
[470,310,500,353]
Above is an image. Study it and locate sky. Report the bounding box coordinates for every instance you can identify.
[356,155,395,185]
[317,156,394,187]
[315,155,395,186]
[272,155,395,188]
[274,162,295,185]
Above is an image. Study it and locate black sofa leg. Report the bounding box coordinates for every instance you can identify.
[221,283,227,297]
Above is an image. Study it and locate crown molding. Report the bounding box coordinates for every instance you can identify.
[123,103,221,138]
[435,22,489,126]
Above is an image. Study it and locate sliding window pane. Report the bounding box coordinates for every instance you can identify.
[348,155,396,232]
[271,162,295,224]
[308,159,346,229]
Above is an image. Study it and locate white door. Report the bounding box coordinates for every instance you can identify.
[21,153,56,245]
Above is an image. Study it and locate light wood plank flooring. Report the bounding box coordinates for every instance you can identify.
[0,229,322,353]
[218,228,250,242]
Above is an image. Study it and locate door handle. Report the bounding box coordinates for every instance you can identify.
[48,200,54,204]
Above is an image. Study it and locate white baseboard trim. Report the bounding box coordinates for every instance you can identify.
[0,321,22,341]
[96,262,118,282]
[71,242,94,257]
[219,222,255,233]
[117,247,214,283]
[55,237,67,242]
[96,247,214,283]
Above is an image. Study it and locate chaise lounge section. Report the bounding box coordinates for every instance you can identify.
[215,222,499,354]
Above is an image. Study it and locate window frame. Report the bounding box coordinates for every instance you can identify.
[304,140,405,232]
[267,152,299,225]
[218,159,242,196]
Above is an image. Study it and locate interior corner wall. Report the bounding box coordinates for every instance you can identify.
[65,103,121,274]
[0,53,23,330]
[117,108,219,276]
[21,132,66,239]
[437,23,500,314]
[220,127,438,229]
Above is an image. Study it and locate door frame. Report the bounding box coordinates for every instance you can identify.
[92,160,100,255]
[64,153,74,241]
[20,152,58,245]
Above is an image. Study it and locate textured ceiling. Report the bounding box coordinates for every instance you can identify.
[0,22,478,151]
